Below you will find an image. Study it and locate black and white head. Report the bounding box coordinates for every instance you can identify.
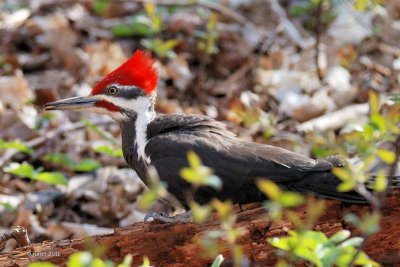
[44,50,158,122]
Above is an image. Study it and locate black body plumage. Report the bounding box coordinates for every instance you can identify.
[121,113,368,208]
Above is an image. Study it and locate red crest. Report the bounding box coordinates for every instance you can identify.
[91,50,158,95]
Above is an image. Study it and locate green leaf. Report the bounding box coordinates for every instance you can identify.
[180,151,221,190]
[93,145,123,158]
[369,91,380,115]
[92,0,111,16]
[117,254,133,267]
[352,251,379,266]
[374,170,388,192]
[137,190,158,210]
[137,166,168,210]
[4,162,36,179]
[210,255,224,267]
[27,263,57,267]
[369,113,386,132]
[337,179,356,192]
[72,159,101,172]
[36,172,68,186]
[180,168,198,183]
[138,256,151,267]
[144,3,162,33]
[141,38,180,58]
[68,251,93,267]
[43,153,74,168]
[277,192,304,208]
[0,202,16,211]
[331,167,351,181]
[112,17,156,38]
[339,237,363,247]
[4,162,67,186]
[187,151,201,169]
[329,230,350,244]
[346,212,380,235]
[256,179,281,200]
[44,153,101,172]
[359,213,381,235]
[205,174,222,189]
[212,199,232,221]
[0,138,33,155]
[263,201,283,220]
[268,235,292,250]
[377,149,396,164]
[345,213,360,225]
[190,201,212,223]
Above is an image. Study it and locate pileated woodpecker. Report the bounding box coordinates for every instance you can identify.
[44,50,395,218]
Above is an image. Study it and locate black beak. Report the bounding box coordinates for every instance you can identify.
[43,96,98,111]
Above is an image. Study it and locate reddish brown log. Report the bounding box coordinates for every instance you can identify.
[1,192,400,266]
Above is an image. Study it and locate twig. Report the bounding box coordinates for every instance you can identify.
[314,0,324,82]
[269,0,315,50]
[0,226,30,251]
[297,103,369,132]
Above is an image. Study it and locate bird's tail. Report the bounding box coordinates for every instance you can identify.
[287,172,400,203]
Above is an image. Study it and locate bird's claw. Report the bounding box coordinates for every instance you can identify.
[144,211,192,223]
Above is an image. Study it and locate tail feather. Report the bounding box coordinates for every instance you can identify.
[288,173,400,203]
[288,172,365,203]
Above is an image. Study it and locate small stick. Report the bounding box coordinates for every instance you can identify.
[0,226,30,251]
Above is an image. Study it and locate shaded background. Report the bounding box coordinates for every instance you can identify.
[0,0,400,249]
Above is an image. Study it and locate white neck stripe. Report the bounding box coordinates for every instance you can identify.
[95,94,154,163]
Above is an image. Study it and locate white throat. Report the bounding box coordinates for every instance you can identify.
[97,94,155,163]
[135,108,154,163]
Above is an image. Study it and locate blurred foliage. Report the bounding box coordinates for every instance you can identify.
[136,166,169,210]
[331,91,399,194]
[28,251,225,267]
[197,199,244,267]
[92,0,111,16]
[289,0,336,29]
[269,230,378,267]
[210,255,224,267]
[141,38,180,59]
[27,251,133,267]
[43,153,100,172]
[257,91,400,266]
[233,106,277,139]
[353,0,384,11]
[0,138,32,155]
[4,162,67,186]
[112,3,162,37]
[196,12,219,55]
[180,150,222,190]
[345,212,381,236]
[289,0,383,31]
[92,144,123,158]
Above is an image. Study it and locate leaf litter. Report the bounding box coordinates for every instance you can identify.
[0,0,399,249]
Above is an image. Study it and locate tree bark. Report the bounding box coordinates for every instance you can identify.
[1,192,400,267]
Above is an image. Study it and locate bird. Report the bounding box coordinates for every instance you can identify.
[44,50,397,222]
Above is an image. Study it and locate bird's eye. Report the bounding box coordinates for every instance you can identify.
[108,87,118,95]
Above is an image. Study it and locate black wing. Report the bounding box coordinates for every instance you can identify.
[146,114,340,206]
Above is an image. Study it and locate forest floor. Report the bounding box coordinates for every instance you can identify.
[1,0,400,265]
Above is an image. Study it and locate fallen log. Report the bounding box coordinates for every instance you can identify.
[1,192,400,266]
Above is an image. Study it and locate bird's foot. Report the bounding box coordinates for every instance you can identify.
[144,211,192,223]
